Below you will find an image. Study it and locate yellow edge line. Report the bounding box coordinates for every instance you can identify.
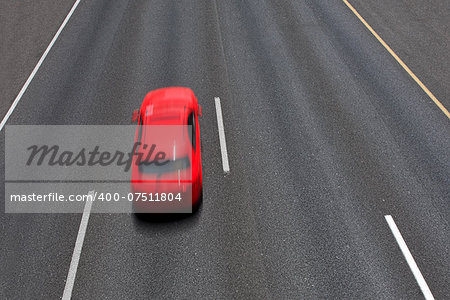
[343,0,450,119]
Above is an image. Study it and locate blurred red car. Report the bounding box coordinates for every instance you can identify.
[131,87,203,213]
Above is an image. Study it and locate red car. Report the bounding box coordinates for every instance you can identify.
[131,87,203,213]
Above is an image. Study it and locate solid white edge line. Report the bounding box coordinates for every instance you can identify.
[384,215,435,300]
[62,190,94,300]
[0,0,82,132]
[214,97,230,173]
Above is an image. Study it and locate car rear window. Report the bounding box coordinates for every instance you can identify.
[138,156,190,174]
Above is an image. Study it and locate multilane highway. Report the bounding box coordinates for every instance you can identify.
[1,0,449,299]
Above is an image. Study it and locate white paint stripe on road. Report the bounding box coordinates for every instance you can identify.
[62,190,94,300]
[385,215,435,300]
[0,0,82,132]
[214,97,230,173]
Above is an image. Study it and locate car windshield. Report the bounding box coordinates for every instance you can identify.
[138,156,190,174]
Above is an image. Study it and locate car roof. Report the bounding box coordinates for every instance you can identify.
[140,87,196,124]
[142,87,195,108]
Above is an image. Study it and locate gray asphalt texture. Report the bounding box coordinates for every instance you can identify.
[0,0,77,120]
[1,0,449,299]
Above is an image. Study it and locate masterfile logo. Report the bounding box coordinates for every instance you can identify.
[6,125,191,180]
[25,142,170,172]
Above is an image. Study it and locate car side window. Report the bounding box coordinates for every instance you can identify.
[136,114,143,152]
[187,112,196,150]
[192,112,196,150]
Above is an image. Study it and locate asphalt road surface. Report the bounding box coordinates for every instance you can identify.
[1,0,449,299]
